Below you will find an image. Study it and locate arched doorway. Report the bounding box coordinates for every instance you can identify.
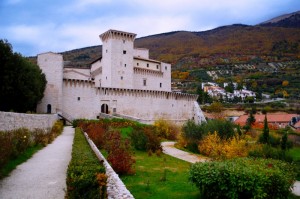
[47,104,52,114]
[101,104,109,114]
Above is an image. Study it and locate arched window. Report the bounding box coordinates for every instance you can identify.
[101,104,109,114]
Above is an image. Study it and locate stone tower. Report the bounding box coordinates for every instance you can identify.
[100,30,136,89]
[36,52,63,114]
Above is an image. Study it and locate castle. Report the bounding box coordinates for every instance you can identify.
[36,29,206,124]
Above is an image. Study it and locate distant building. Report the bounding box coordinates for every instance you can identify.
[235,113,298,129]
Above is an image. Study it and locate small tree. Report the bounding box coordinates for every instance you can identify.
[281,132,288,151]
[261,115,269,144]
[244,109,256,132]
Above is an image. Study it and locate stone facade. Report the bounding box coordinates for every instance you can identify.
[0,111,58,131]
[36,29,206,124]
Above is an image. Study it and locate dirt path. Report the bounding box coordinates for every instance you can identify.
[161,141,300,196]
[0,126,74,199]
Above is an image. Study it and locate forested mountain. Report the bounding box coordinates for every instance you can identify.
[38,10,300,69]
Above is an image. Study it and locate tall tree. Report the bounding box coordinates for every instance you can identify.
[262,114,270,144]
[0,39,47,112]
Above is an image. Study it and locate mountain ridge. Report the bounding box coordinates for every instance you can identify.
[51,10,300,69]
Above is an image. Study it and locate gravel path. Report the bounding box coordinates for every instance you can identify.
[0,126,74,199]
[161,141,300,196]
[161,141,208,163]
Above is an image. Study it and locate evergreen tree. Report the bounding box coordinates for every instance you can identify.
[262,114,270,144]
[0,39,46,112]
[281,132,288,151]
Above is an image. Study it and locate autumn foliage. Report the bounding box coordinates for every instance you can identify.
[199,132,255,160]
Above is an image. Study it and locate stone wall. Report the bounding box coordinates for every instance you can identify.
[0,111,58,131]
[62,80,199,123]
[84,132,134,199]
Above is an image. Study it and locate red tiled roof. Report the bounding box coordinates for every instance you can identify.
[235,114,298,126]
[294,121,300,128]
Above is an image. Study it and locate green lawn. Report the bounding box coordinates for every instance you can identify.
[288,147,300,161]
[120,151,200,199]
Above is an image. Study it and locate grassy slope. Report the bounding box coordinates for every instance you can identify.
[121,151,200,199]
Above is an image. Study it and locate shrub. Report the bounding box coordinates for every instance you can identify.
[189,158,297,199]
[249,145,294,162]
[204,119,235,140]
[104,130,135,175]
[181,120,205,153]
[66,128,106,199]
[0,131,13,168]
[130,126,162,152]
[85,123,106,149]
[154,119,180,140]
[199,132,254,160]
[129,127,148,151]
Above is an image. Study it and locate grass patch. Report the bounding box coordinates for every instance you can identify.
[0,145,43,179]
[288,147,300,161]
[119,126,133,139]
[120,150,200,199]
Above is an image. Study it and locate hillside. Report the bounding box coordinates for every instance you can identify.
[44,11,300,69]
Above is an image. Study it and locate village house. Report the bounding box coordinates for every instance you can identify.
[235,113,299,129]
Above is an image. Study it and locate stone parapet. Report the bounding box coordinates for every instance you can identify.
[84,132,134,199]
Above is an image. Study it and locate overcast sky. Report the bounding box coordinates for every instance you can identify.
[1,0,300,56]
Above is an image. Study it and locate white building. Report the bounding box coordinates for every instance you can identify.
[36,29,206,124]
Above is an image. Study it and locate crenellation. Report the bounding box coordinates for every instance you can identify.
[36,29,206,124]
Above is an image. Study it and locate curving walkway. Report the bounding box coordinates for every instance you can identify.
[161,141,208,163]
[161,141,300,196]
[0,126,74,199]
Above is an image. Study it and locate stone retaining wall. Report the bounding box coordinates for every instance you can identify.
[0,111,58,131]
[84,132,134,199]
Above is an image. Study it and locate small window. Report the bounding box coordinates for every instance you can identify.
[77,97,80,101]
[121,76,123,80]
[147,63,149,68]
[137,63,139,66]
[123,40,125,43]
[124,64,126,67]
[165,66,167,70]
[143,79,147,86]
[97,116,99,119]
[160,83,162,88]
[156,65,159,69]
[106,49,108,53]
[123,50,126,54]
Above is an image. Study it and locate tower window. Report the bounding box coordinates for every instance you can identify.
[121,76,123,80]
[77,97,80,101]
[147,63,149,68]
[156,65,159,69]
[106,49,108,53]
[124,64,126,67]
[143,79,147,86]
[160,83,162,88]
[137,63,139,66]
[123,39,125,43]
[123,50,126,54]
[165,66,167,70]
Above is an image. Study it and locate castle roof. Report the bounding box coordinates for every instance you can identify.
[100,29,137,41]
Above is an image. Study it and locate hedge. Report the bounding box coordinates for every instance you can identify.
[66,128,106,199]
[189,158,297,199]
